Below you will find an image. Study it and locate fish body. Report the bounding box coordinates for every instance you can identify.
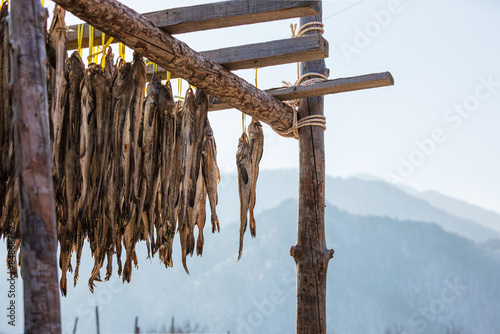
[179,89,196,274]
[248,118,264,237]
[201,120,220,233]
[237,132,252,260]
[58,52,85,296]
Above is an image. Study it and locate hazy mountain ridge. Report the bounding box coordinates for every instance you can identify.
[1,169,499,333]
[216,169,500,243]
[41,200,500,333]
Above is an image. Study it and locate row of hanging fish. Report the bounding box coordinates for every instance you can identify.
[0,6,265,296]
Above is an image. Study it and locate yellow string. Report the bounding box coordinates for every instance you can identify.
[242,113,246,134]
[88,25,94,63]
[119,43,125,61]
[41,0,44,7]
[178,78,182,96]
[255,68,258,88]
[77,24,84,58]
[166,71,171,83]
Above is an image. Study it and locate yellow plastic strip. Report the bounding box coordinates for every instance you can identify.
[88,25,94,63]
[178,78,182,96]
[242,113,246,134]
[41,0,44,7]
[77,24,84,58]
[119,43,125,61]
[166,71,171,83]
[255,68,258,88]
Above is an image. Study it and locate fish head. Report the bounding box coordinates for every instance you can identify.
[236,132,250,162]
[248,118,263,139]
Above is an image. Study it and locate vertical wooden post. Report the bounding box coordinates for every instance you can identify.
[73,317,79,334]
[96,306,100,334]
[9,1,61,333]
[291,1,334,334]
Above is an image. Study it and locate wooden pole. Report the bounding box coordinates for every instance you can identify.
[8,1,61,333]
[50,0,295,132]
[95,306,100,334]
[290,2,334,334]
[73,317,79,334]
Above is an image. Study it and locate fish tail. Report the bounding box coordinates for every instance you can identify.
[249,214,256,238]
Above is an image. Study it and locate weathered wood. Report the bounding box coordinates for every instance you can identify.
[147,35,329,79]
[209,72,394,111]
[290,2,333,334]
[66,0,319,49]
[9,1,61,333]
[95,306,100,334]
[52,0,295,132]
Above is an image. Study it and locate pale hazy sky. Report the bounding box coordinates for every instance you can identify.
[49,0,500,214]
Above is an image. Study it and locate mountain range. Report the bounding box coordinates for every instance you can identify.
[1,169,498,334]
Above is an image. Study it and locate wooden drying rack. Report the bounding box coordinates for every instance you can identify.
[12,0,394,333]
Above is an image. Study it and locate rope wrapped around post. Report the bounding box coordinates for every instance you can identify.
[274,21,327,139]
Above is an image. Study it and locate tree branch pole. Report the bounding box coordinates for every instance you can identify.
[50,0,295,132]
[290,1,334,333]
[9,0,61,333]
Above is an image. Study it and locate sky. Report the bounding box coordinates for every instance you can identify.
[46,0,500,214]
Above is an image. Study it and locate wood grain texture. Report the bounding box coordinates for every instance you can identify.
[146,35,329,79]
[9,1,61,332]
[53,0,295,131]
[209,72,394,111]
[289,3,334,334]
[66,0,319,49]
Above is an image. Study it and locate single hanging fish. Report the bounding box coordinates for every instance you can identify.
[58,51,85,296]
[179,89,196,274]
[248,118,264,237]
[237,132,252,260]
[201,119,220,233]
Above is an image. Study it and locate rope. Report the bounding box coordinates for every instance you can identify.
[274,21,327,139]
[296,22,324,37]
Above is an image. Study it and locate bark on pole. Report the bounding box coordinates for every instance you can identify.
[50,0,295,132]
[290,2,334,333]
[9,1,62,333]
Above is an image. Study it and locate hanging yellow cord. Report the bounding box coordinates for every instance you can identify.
[77,24,84,58]
[41,0,44,7]
[118,43,126,61]
[178,78,182,96]
[88,25,94,63]
[255,68,258,88]
[166,71,171,83]
[101,33,106,69]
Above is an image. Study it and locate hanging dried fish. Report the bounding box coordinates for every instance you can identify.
[164,101,184,267]
[179,88,197,274]
[201,119,220,234]
[158,81,176,264]
[248,118,264,237]
[47,6,67,182]
[237,132,252,260]
[58,52,85,296]
[136,75,162,258]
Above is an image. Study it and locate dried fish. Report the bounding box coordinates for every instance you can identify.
[237,132,252,260]
[202,120,220,233]
[248,118,264,237]
[58,52,85,296]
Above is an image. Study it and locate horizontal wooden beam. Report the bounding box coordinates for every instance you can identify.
[146,35,329,79]
[53,0,296,131]
[208,72,394,111]
[67,0,320,50]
